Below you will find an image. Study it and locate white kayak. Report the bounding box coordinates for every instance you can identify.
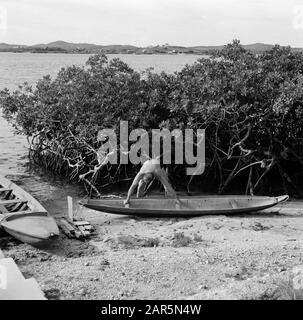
[79,195,289,217]
[0,175,59,245]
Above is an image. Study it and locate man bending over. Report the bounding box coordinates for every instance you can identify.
[123,159,180,207]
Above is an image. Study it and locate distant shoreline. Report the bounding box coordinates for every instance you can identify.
[1,41,302,55]
[0,50,207,55]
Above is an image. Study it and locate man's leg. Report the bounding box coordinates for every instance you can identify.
[156,170,181,208]
[137,180,146,198]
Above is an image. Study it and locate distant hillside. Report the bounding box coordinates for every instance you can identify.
[189,43,286,52]
[0,43,27,49]
[102,44,138,50]
[0,41,302,54]
[243,43,274,52]
[27,41,139,53]
[189,45,225,51]
[31,41,101,50]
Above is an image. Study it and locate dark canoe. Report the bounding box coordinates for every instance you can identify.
[79,195,289,217]
[0,175,59,245]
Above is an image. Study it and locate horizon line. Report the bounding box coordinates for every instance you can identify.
[1,40,302,49]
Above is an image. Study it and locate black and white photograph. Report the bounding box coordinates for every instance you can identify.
[0,0,303,305]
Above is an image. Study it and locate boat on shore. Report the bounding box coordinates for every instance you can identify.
[79,195,289,217]
[0,175,59,245]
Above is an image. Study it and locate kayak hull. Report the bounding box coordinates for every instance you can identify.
[0,175,60,245]
[1,212,59,245]
[79,195,289,217]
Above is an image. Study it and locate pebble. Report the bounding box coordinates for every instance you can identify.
[89,277,99,281]
[199,284,209,290]
[100,258,110,266]
[78,288,87,296]
[43,288,61,300]
[40,255,51,262]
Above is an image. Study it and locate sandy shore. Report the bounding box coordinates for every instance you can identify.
[1,198,303,300]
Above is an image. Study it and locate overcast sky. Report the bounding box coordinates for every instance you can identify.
[0,0,302,46]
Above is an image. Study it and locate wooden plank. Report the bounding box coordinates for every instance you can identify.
[57,218,92,239]
[0,188,12,192]
[57,218,75,238]
[0,204,9,213]
[0,200,27,205]
[73,220,91,226]
[58,218,75,232]
[1,210,34,218]
[67,196,73,221]
[78,225,91,237]
[0,175,47,213]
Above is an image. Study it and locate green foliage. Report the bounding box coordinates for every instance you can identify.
[1,41,303,196]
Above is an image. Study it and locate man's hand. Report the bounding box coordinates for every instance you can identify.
[123,200,130,208]
[175,198,181,210]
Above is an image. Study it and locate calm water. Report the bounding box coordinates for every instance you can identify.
[0,52,201,203]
